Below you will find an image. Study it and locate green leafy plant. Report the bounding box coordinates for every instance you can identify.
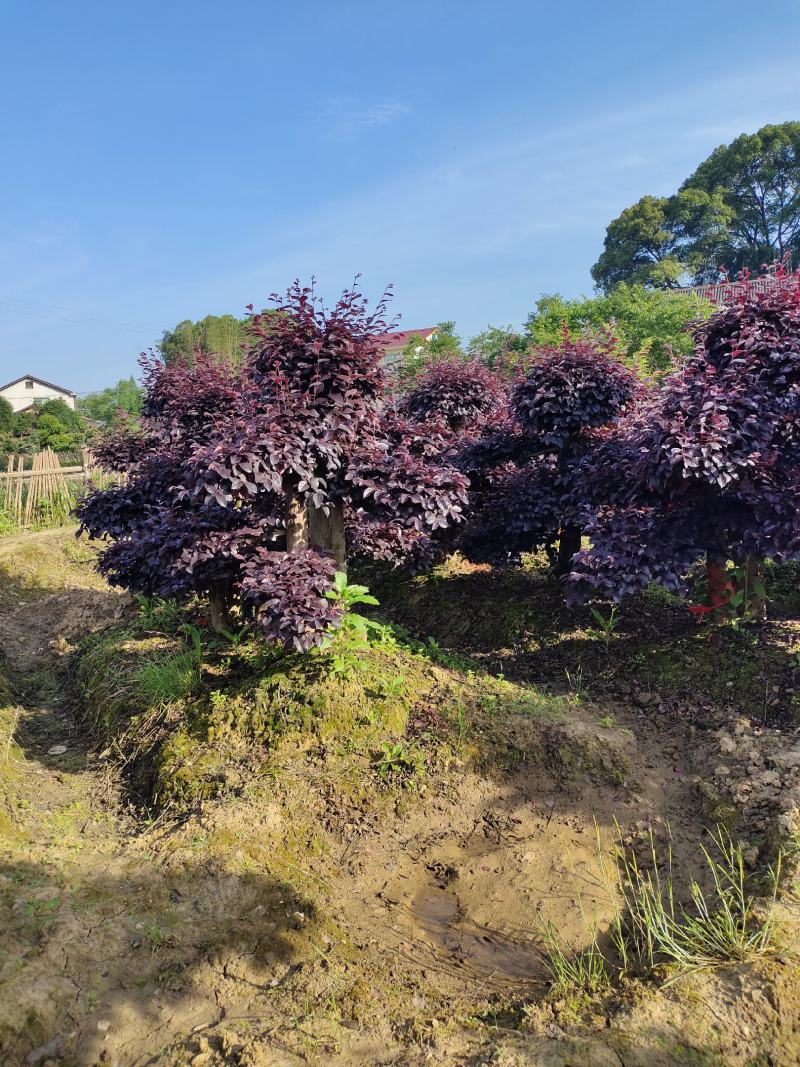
[217,625,249,649]
[179,623,204,664]
[373,740,422,783]
[21,896,61,929]
[587,605,620,648]
[320,573,388,677]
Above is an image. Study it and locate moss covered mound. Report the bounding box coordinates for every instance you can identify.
[75,603,630,811]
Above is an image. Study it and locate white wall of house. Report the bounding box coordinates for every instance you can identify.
[0,377,76,412]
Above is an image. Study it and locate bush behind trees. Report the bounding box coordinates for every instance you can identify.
[526,285,714,375]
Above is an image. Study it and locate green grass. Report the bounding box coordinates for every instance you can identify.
[605,827,782,974]
[538,825,783,1004]
[539,921,611,997]
[134,652,201,706]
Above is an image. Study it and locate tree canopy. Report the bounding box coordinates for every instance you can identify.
[525,284,714,375]
[592,122,800,292]
[78,377,143,428]
[0,398,89,456]
[78,283,469,648]
[566,280,800,613]
[158,313,250,367]
[466,325,527,373]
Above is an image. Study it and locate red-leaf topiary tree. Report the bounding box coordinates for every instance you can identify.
[453,336,640,573]
[79,282,469,650]
[565,281,800,617]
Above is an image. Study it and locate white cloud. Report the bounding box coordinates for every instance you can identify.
[315,97,410,139]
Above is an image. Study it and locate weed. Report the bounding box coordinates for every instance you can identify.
[21,896,61,929]
[142,915,168,952]
[373,740,422,783]
[597,715,615,728]
[587,605,620,649]
[600,825,782,974]
[539,920,611,997]
[320,573,390,677]
[217,625,250,649]
[179,623,204,664]
[564,666,588,703]
[134,595,184,631]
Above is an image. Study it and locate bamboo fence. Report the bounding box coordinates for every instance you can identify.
[0,447,97,527]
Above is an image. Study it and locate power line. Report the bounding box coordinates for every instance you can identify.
[0,298,160,335]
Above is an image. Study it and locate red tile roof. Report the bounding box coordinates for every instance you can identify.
[373,328,437,351]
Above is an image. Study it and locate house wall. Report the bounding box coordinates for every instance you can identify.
[0,379,76,413]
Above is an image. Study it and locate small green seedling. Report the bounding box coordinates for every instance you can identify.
[373,740,421,782]
[320,573,389,676]
[587,605,620,648]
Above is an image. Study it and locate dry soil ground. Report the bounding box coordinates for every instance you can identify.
[1,530,799,1066]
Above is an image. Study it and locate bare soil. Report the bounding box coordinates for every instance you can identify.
[0,530,799,1066]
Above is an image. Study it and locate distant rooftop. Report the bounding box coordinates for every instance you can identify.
[373,328,438,351]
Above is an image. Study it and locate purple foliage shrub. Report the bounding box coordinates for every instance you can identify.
[78,283,469,650]
[566,281,800,605]
[397,360,507,432]
[455,338,639,569]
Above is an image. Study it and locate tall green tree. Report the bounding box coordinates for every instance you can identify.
[78,377,143,427]
[395,321,464,389]
[526,284,714,375]
[592,121,800,291]
[684,122,800,276]
[0,397,13,434]
[158,314,250,367]
[466,325,528,372]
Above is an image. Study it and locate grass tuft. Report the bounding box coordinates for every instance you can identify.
[604,826,782,974]
[135,652,200,706]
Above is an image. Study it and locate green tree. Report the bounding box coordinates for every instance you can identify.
[684,122,800,276]
[526,284,714,375]
[466,325,528,372]
[39,398,84,431]
[426,321,462,361]
[395,321,464,389]
[78,376,143,427]
[0,397,13,434]
[591,191,730,291]
[592,121,800,291]
[158,314,250,367]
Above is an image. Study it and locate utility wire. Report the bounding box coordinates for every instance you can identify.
[0,297,159,335]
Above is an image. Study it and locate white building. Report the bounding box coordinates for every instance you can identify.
[0,374,77,413]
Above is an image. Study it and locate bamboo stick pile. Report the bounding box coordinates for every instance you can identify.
[1,449,73,527]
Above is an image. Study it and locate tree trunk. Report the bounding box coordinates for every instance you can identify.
[706,549,734,612]
[208,580,234,632]
[309,501,347,572]
[284,480,346,572]
[285,482,309,552]
[555,524,582,576]
[744,555,767,622]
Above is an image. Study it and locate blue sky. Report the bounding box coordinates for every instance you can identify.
[2,0,800,392]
